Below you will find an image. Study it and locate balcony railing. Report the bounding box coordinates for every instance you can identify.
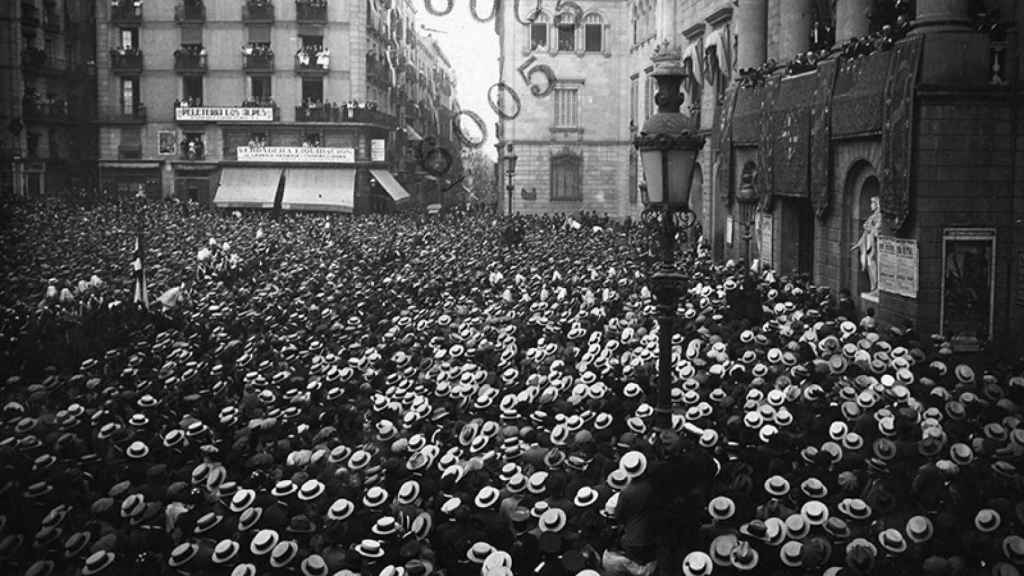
[175,50,208,73]
[110,1,142,24]
[243,52,275,72]
[109,104,148,123]
[23,99,71,123]
[296,0,327,24]
[243,0,274,22]
[111,50,144,73]
[295,52,329,75]
[295,103,397,125]
[175,1,206,23]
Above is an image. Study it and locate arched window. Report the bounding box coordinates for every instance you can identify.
[584,13,602,52]
[530,13,548,51]
[555,12,575,52]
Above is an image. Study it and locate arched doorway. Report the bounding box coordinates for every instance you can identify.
[841,161,880,311]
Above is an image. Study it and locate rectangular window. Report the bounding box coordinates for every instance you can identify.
[629,76,639,128]
[550,153,582,201]
[182,76,203,103]
[557,24,575,52]
[120,28,139,49]
[120,77,139,114]
[300,35,323,51]
[304,131,322,147]
[553,87,578,128]
[585,22,602,52]
[530,22,547,50]
[181,25,203,45]
[250,76,272,101]
[248,24,271,44]
[645,74,655,120]
[302,78,323,103]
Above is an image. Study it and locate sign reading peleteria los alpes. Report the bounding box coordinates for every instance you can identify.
[175,107,275,122]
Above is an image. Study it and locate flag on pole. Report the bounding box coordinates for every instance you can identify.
[132,234,149,309]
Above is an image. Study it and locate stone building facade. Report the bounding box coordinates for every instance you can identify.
[92,0,459,212]
[495,0,633,218]
[1,0,98,197]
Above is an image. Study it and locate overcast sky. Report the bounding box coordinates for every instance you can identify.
[417,2,501,159]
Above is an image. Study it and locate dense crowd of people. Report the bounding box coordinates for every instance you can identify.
[0,198,1022,576]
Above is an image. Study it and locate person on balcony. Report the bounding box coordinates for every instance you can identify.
[316,47,330,69]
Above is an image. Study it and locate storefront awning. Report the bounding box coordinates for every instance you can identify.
[370,169,411,203]
[281,168,355,212]
[214,167,282,209]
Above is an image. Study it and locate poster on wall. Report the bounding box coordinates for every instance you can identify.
[877,236,918,298]
[757,213,773,268]
[371,139,386,162]
[158,131,176,155]
[725,216,734,246]
[941,228,996,351]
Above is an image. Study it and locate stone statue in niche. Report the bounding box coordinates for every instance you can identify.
[851,195,882,296]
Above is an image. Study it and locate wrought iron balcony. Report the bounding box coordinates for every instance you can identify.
[175,1,206,24]
[243,0,274,23]
[110,49,144,74]
[110,1,142,24]
[243,51,275,72]
[295,52,329,75]
[23,99,71,123]
[296,0,327,24]
[175,50,208,73]
[108,103,148,124]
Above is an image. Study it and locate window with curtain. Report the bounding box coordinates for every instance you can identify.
[584,14,602,52]
[629,76,638,128]
[120,77,138,114]
[530,14,548,51]
[248,24,271,44]
[182,76,203,102]
[250,76,272,101]
[555,13,575,52]
[550,152,582,201]
[120,28,138,49]
[553,87,578,128]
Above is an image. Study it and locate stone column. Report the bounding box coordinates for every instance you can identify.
[836,0,872,43]
[735,0,767,69]
[779,0,815,59]
[911,0,971,34]
[658,0,678,46]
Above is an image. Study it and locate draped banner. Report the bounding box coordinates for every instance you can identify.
[771,73,815,200]
[756,76,781,211]
[810,58,839,218]
[715,84,739,204]
[880,35,924,232]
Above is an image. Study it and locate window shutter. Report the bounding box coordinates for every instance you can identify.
[180,26,203,45]
[248,24,271,44]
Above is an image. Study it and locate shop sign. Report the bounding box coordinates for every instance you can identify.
[236,146,355,163]
[371,139,387,162]
[877,236,918,298]
[176,107,275,122]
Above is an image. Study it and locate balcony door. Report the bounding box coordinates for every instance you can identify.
[121,77,139,115]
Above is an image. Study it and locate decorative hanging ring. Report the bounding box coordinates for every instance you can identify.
[452,110,488,149]
[422,147,454,177]
[487,82,522,120]
[514,0,543,25]
[525,64,556,97]
[423,0,455,17]
[469,0,498,22]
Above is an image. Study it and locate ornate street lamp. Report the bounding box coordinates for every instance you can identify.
[504,144,518,216]
[735,177,759,263]
[634,41,705,430]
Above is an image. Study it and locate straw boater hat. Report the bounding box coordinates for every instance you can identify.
[168,543,199,568]
[539,508,568,533]
[211,539,241,565]
[356,539,385,559]
[710,534,739,567]
[905,515,934,543]
[619,451,647,478]
[730,541,760,571]
[708,496,736,521]
[270,540,299,568]
[780,541,803,568]
[878,529,908,554]
[764,475,790,497]
[976,509,1002,533]
[250,529,280,556]
[81,551,116,576]
[681,551,714,576]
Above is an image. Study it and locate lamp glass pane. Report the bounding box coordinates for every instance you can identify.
[666,148,695,207]
[640,149,664,205]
